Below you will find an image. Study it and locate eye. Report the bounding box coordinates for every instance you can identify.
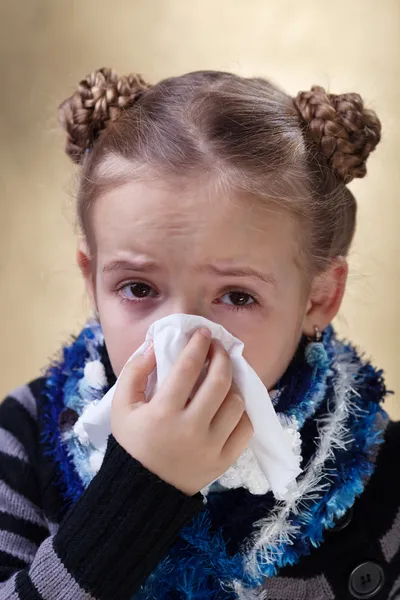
[219,291,258,310]
[118,282,158,302]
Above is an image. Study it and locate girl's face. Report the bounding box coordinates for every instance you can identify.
[81,178,345,388]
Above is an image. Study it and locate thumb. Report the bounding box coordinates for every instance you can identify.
[112,343,156,412]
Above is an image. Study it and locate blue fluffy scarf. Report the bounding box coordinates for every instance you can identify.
[40,321,389,599]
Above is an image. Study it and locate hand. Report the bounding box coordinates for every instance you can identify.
[111,328,254,496]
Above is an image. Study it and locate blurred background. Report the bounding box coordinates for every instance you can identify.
[0,0,398,417]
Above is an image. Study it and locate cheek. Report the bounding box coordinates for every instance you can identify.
[247,333,301,389]
[96,294,149,377]
[240,301,305,389]
[96,288,189,376]
[101,320,147,376]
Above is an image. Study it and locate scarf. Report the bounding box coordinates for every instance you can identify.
[40,320,389,599]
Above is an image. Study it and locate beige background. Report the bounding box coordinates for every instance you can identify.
[0,0,398,418]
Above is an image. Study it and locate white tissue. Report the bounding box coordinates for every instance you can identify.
[74,314,302,499]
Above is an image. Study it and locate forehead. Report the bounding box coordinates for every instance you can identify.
[92,179,299,264]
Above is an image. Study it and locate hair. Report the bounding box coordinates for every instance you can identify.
[58,67,381,274]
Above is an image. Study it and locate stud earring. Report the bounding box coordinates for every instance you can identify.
[305,325,328,368]
[314,326,322,342]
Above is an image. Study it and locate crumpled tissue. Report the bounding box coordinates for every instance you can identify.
[74,314,302,500]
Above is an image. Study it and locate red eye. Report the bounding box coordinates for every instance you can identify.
[216,290,259,311]
[222,292,255,306]
[119,282,158,302]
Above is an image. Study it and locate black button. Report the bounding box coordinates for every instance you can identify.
[329,506,354,532]
[348,562,385,598]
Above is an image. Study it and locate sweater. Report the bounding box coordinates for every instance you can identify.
[0,378,399,599]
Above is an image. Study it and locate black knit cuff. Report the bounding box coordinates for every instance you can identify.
[54,435,205,600]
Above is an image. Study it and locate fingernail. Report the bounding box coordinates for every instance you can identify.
[144,341,154,355]
[198,327,212,339]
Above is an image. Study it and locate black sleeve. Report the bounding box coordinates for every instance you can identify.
[52,434,205,599]
[0,383,204,599]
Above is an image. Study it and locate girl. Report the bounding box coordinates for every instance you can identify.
[0,68,398,600]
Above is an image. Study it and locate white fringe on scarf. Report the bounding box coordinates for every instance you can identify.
[233,346,360,598]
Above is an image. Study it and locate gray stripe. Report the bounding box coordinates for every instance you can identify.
[0,574,19,597]
[0,479,47,528]
[8,384,37,420]
[306,574,335,599]
[381,506,400,563]
[44,519,59,536]
[259,574,334,600]
[389,574,400,600]
[0,530,38,564]
[0,427,29,462]
[260,576,303,600]
[30,537,96,600]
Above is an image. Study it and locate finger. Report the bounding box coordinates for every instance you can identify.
[112,344,156,412]
[221,411,254,462]
[153,328,212,410]
[187,342,233,423]
[209,385,244,442]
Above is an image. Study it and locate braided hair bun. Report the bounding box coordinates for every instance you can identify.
[294,85,381,183]
[58,67,151,164]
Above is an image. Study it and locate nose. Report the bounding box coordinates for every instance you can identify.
[161,296,206,320]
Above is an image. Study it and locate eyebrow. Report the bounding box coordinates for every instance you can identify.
[103,260,160,274]
[102,259,276,286]
[202,265,277,286]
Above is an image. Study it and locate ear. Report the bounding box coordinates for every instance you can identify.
[77,239,97,314]
[302,257,348,337]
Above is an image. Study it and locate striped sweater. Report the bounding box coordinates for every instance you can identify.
[0,378,399,599]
